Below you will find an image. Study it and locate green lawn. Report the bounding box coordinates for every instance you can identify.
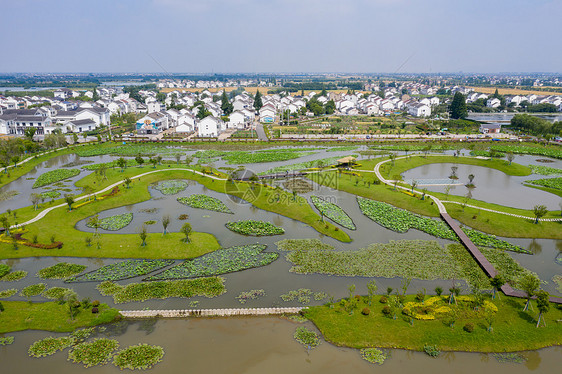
[0,301,120,333]
[305,295,562,352]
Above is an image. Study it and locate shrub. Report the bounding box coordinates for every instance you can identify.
[382,306,391,316]
[0,264,10,278]
[415,291,425,302]
[379,296,388,304]
[463,323,474,333]
[423,344,440,358]
[361,307,371,316]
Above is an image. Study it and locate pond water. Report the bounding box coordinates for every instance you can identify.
[401,159,562,210]
[1,145,561,371]
[1,318,559,374]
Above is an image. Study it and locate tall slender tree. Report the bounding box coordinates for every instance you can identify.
[253,90,263,111]
[450,92,467,119]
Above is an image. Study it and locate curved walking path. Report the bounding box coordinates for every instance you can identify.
[12,167,227,229]
[374,155,562,304]
[120,307,304,318]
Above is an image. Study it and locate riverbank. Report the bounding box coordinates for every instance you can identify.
[305,294,562,353]
[0,301,120,333]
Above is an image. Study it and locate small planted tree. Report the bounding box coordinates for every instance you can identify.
[116,157,127,172]
[150,157,158,169]
[135,154,144,167]
[434,286,443,296]
[449,166,458,180]
[367,279,377,306]
[410,180,417,194]
[535,290,550,328]
[63,289,79,320]
[1,216,10,236]
[139,225,148,247]
[124,177,132,189]
[175,154,182,164]
[386,287,393,296]
[30,193,41,210]
[467,174,475,187]
[506,152,515,165]
[533,205,548,224]
[180,222,192,243]
[490,275,505,300]
[65,194,75,211]
[88,214,101,238]
[520,273,540,311]
[162,215,170,235]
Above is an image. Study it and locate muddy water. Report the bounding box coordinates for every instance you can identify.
[1,318,559,374]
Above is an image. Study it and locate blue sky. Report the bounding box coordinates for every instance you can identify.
[1,0,560,73]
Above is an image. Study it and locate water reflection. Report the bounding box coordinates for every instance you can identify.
[527,239,542,255]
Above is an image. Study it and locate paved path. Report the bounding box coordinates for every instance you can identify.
[373,155,562,304]
[441,200,562,222]
[120,307,304,318]
[254,121,269,141]
[13,168,226,229]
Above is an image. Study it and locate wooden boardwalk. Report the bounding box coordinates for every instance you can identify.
[441,213,562,304]
[120,307,304,319]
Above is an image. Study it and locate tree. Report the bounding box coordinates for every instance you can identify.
[535,290,550,327]
[124,177,131,189]
[11,155,20,168]
[410,180,417,194]
[24,127,37,141]
[253,90,263,111]
[196,105,211,120]
[533,205,548,224]
[220,90,233,115]
[30,193,41,210]
[150,157,158,169]
[180,222,192,243]
[520,273,540,311]
[450,92,467,119]
[0,216,10,236]
[63,289,80,320]
[96,164,108,181]
[434,286,443,296]
[467,174,475,186]
[135,154,144,167]
[175,153,182,164]
[490,274,505,300]
[367,280,377,306]
[65,194,74,211]
[139,225,148,246]
[92,87,100,101]
[116,157,127,172]
[162,215,170,235]
[401,277,411,296]
[506,152,515,165]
